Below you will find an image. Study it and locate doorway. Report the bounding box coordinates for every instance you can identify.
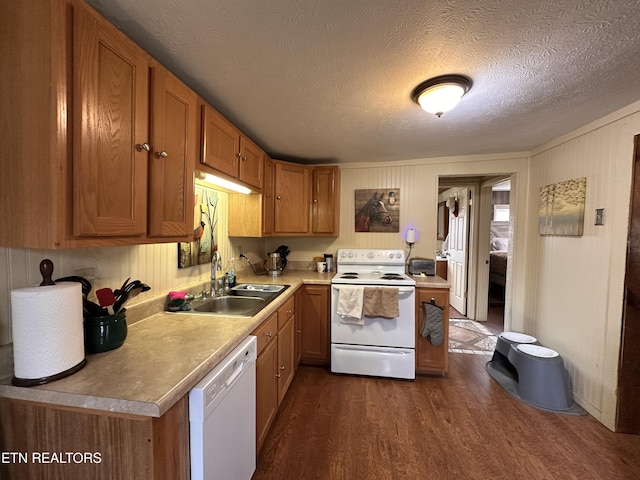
[437,175,513,332]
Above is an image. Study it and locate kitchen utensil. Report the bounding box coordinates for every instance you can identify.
[113,281,151,313]
[84,309,127,353]
[113,277,130,298]
[85,300,107,317]
[95,288,116,315]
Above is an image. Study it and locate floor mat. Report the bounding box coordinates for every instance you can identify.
[449,318,497,355]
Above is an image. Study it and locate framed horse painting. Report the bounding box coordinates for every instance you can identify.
[354,189,400,232]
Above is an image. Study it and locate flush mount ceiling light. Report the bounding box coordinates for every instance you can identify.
[411,74,472,117]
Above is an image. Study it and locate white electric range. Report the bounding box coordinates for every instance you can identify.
[330,249,416,379]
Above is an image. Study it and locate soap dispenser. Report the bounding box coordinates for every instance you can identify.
[226,259,237,288]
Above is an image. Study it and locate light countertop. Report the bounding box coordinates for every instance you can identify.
[0,270,447,418]
[0,271,331,418]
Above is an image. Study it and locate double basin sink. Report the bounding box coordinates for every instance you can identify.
[173,284,288,317]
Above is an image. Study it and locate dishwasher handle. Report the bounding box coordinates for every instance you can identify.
[225,360,244,387]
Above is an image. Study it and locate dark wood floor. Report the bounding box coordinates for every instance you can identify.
[254,354,640,480]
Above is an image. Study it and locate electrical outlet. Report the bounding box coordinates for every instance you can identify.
[73,267,96,279]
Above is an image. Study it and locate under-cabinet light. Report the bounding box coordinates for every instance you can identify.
[196,171,252,194]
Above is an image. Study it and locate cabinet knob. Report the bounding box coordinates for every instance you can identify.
[280,365,285,370]
[236,152,242,158]
[276,196,281,200]
[296,329,302,334]
[313,199,318,203]
[275,373,282,378]
[241,155,247,161]
[266,332,273,338]
[155,150,168,159]
[265,193,271,198]
[135,143,151,152]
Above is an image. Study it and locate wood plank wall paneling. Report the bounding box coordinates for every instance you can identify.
[528,110,640,429]
[0,186,265,346]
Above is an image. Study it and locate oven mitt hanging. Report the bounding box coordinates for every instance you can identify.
[420,301,444,346]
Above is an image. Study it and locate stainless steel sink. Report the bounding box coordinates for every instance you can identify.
[193,295,266,316]
[170,284,289,317]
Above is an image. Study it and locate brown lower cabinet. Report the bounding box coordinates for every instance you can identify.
[299,285,330,365]
[253,295,296,453]
[0,395,189,480]
[415,288,450,375]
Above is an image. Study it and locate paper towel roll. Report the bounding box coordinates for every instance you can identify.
[11,282,85,382]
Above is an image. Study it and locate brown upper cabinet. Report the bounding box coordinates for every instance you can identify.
[262,156,276,235]
[273,161,311,234]
[228,161,339,237]
[311,166,340,235]
[1,0,195,248]
[200,103,264,191]
[147,65,197,238]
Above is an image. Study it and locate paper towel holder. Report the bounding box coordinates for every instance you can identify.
[12,361,87,387]
[11,259,87,387]
[39,259,56,286]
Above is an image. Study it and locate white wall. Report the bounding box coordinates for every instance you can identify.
[526,100,640,429]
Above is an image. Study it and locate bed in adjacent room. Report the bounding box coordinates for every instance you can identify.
[489,222,510,294]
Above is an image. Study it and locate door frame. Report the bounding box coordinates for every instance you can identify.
[439,174,515,324]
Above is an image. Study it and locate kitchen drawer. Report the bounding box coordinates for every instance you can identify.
[277,296,295,330]
[252,311,278,356]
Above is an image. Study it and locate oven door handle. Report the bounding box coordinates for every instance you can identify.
[332,286,415,294]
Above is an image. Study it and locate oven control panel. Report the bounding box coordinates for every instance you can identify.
[337,249,405,265]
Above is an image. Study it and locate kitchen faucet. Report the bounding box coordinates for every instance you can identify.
[211,251,223,295]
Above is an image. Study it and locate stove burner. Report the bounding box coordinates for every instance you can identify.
[342,272,359,276]
[340,275,359,279]
[381,274,404,280]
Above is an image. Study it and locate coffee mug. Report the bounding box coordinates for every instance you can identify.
[316,261,327,273]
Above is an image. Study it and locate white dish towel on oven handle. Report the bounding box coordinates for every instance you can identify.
[336,286,364,324]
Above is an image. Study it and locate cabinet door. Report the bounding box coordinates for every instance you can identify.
[148,65,196,238]
[262,156,275,236]
[277,315,295,405]
[256,339,278,454]
[200,104,239,178]
[416,288,450,374]
[311,166,339,235]
[300,285,329,364]
[294,287,303,367]
[274,161,311,233]
[73,6,149,237]
[238,135,264,190]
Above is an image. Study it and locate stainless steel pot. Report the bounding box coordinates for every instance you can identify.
[264,252,283,277]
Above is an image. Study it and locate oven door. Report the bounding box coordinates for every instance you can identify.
[330,285,415,348]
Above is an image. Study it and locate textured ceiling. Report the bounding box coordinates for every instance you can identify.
[85,0,640,164]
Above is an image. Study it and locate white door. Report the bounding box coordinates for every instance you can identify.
[448,188,469,315]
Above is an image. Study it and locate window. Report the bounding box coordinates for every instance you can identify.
[493,204,510,222]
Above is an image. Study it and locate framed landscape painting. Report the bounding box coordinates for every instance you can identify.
[539,177,586,236]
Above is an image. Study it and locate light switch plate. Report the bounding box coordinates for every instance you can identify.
[595,208,604,226]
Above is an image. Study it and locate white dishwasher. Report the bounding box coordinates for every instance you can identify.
[189,335,257,480]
